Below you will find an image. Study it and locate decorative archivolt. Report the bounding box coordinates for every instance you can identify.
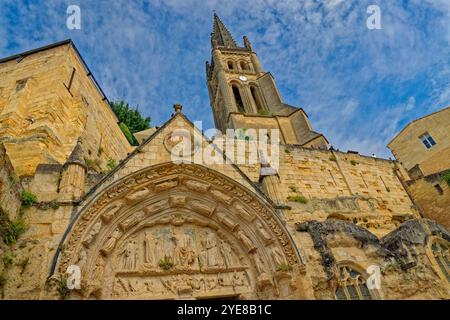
[55,162,301,299]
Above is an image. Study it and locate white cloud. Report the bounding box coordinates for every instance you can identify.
[405,96,416,112]
[1,0,449,159]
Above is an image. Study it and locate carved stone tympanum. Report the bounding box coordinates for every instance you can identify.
[56,162,300,299]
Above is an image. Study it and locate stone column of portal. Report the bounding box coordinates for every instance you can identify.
[59,139,87,201]
[212,42,236,114]
[59,163,86,201]
[260,166,284,205]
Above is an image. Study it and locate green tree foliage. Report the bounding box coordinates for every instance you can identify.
[442,170,450,187]
[20,190,38,209]
[110,101,150,146]
[119,123,138,146]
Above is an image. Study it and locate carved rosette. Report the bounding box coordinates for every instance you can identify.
[56,162,300,299]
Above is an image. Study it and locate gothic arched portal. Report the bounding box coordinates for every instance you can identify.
[53,162,302,299]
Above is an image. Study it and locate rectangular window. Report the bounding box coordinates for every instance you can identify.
[419,132,436,149]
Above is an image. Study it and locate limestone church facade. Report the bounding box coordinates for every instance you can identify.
[0,15,449,300]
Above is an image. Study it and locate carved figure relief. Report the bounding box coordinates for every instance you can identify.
[220,239,238,268]
[120,211,146,231]
[202,232,224,268]
[85,256,105,299]
[272,246,287,266]
[210,189,233,204]
[121,240,138,270]
[155,180,178,192]
[253,253,266,275]
[101,228,123,256]
[112,271,251,299]
[163,130,198,157]
[75,249,88,274]
[216,211,238,231]
[125,187,151,204]
[144,231,160,266]
[145,200,168,214]
[235,203,256,222]
[256,220,272,244]
[184,180,210,192]
[82,221,102,247]
[101,203,123,223]
[237,230,257,253]
[58,163,299,300]
[173,231,196,268]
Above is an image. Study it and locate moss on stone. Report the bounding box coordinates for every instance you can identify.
[20,190,38,209]
[287,195,308,204]
[442,171,450,187]
[0,210,26,246]
[158,256,174,270]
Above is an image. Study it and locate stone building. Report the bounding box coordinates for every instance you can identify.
[388,106,450,229]
[0,15,449,300]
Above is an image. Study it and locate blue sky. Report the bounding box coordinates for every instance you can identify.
[1,0,449,158]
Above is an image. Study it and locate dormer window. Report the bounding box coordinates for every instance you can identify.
[419,132,436,149]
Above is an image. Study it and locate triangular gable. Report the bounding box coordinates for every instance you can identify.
[81,112,273,206]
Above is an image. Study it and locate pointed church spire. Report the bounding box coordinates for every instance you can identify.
[211,13,237,48]
[66,137,85,167]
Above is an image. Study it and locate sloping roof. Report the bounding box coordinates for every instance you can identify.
[387,106,450,146]
[0,39,72,64]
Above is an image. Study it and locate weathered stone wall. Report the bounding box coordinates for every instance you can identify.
[0,144,22,220]
[219,140,418,237]
[278,148,418,238]
[406,172,450,229]
[295,219,450,300]
[0,205,74,299]
[0,43,132,177]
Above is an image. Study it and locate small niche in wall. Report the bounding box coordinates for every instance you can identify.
[434,184,444,195]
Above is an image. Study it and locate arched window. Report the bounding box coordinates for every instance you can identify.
[232,85,245,113]
[240,61,249,71]
[250,86,263,112]
[227,61,235,70]
[335,265,373,300]
[430,238,450,283]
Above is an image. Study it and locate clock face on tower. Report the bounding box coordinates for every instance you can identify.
[239,75,248,82]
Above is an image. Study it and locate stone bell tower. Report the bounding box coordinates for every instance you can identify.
[206,14,328,149]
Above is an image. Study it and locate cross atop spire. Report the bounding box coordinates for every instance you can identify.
[211,13,237,48]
